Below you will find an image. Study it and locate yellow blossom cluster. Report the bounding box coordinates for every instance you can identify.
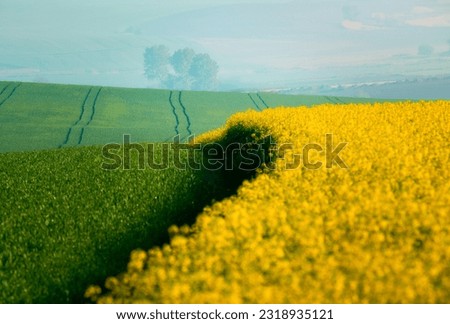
[87,101,450,303]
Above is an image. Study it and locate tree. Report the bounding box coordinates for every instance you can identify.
[169,48,195,89]
[189,53,219,91]
[171,48,196,75]
[143,45,170,84]
[143,45,219,90]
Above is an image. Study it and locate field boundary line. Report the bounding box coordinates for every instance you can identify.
[0,83,22,108]
[256,93,269,108]
[248,93,262,111]
[78,87,102,145]
[178,91,192,136]
[59,87,93,148]
[169,91,180,136]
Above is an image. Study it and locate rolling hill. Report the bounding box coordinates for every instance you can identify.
[0,81,385,153]
[1,81,447,304]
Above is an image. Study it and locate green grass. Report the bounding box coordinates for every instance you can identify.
[0,81,386,153]
[0,143,234,303]
[80,87,175,145]
[0,82,88,152]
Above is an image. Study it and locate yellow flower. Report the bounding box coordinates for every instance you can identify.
[88,100,450,304]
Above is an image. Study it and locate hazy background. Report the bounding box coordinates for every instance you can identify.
[1,0,449,98]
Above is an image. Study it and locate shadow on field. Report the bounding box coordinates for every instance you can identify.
[0,125,275,304]
[84,126,275,303]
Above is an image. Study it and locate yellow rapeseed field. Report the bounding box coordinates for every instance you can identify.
[87,101,450,303]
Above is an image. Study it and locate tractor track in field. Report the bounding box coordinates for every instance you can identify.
[169,91,180,136]
[0,83,11,97]
[256,93,269,108]
[334,96,346,104]
[326,96,346,105]
[248,93,262,111]
[78,87,102,145]
[178,91,192,136]
[0,83,22,108]
[325,96,337,104]
[59,87,93,148]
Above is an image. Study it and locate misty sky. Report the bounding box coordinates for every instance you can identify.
[1,0,449,90]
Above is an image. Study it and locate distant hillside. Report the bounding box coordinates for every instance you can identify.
[0,81,386,153]
[277,76,450,100]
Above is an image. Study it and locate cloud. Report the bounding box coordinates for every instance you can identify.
[406,15,450,27]
[407,4,450,27]
[371,4,450,28]
[341,20,381,31]
[412,6,434,14]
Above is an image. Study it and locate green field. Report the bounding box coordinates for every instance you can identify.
[0,81,385,153]
[0,81,392,303]
[0,143,242,303]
